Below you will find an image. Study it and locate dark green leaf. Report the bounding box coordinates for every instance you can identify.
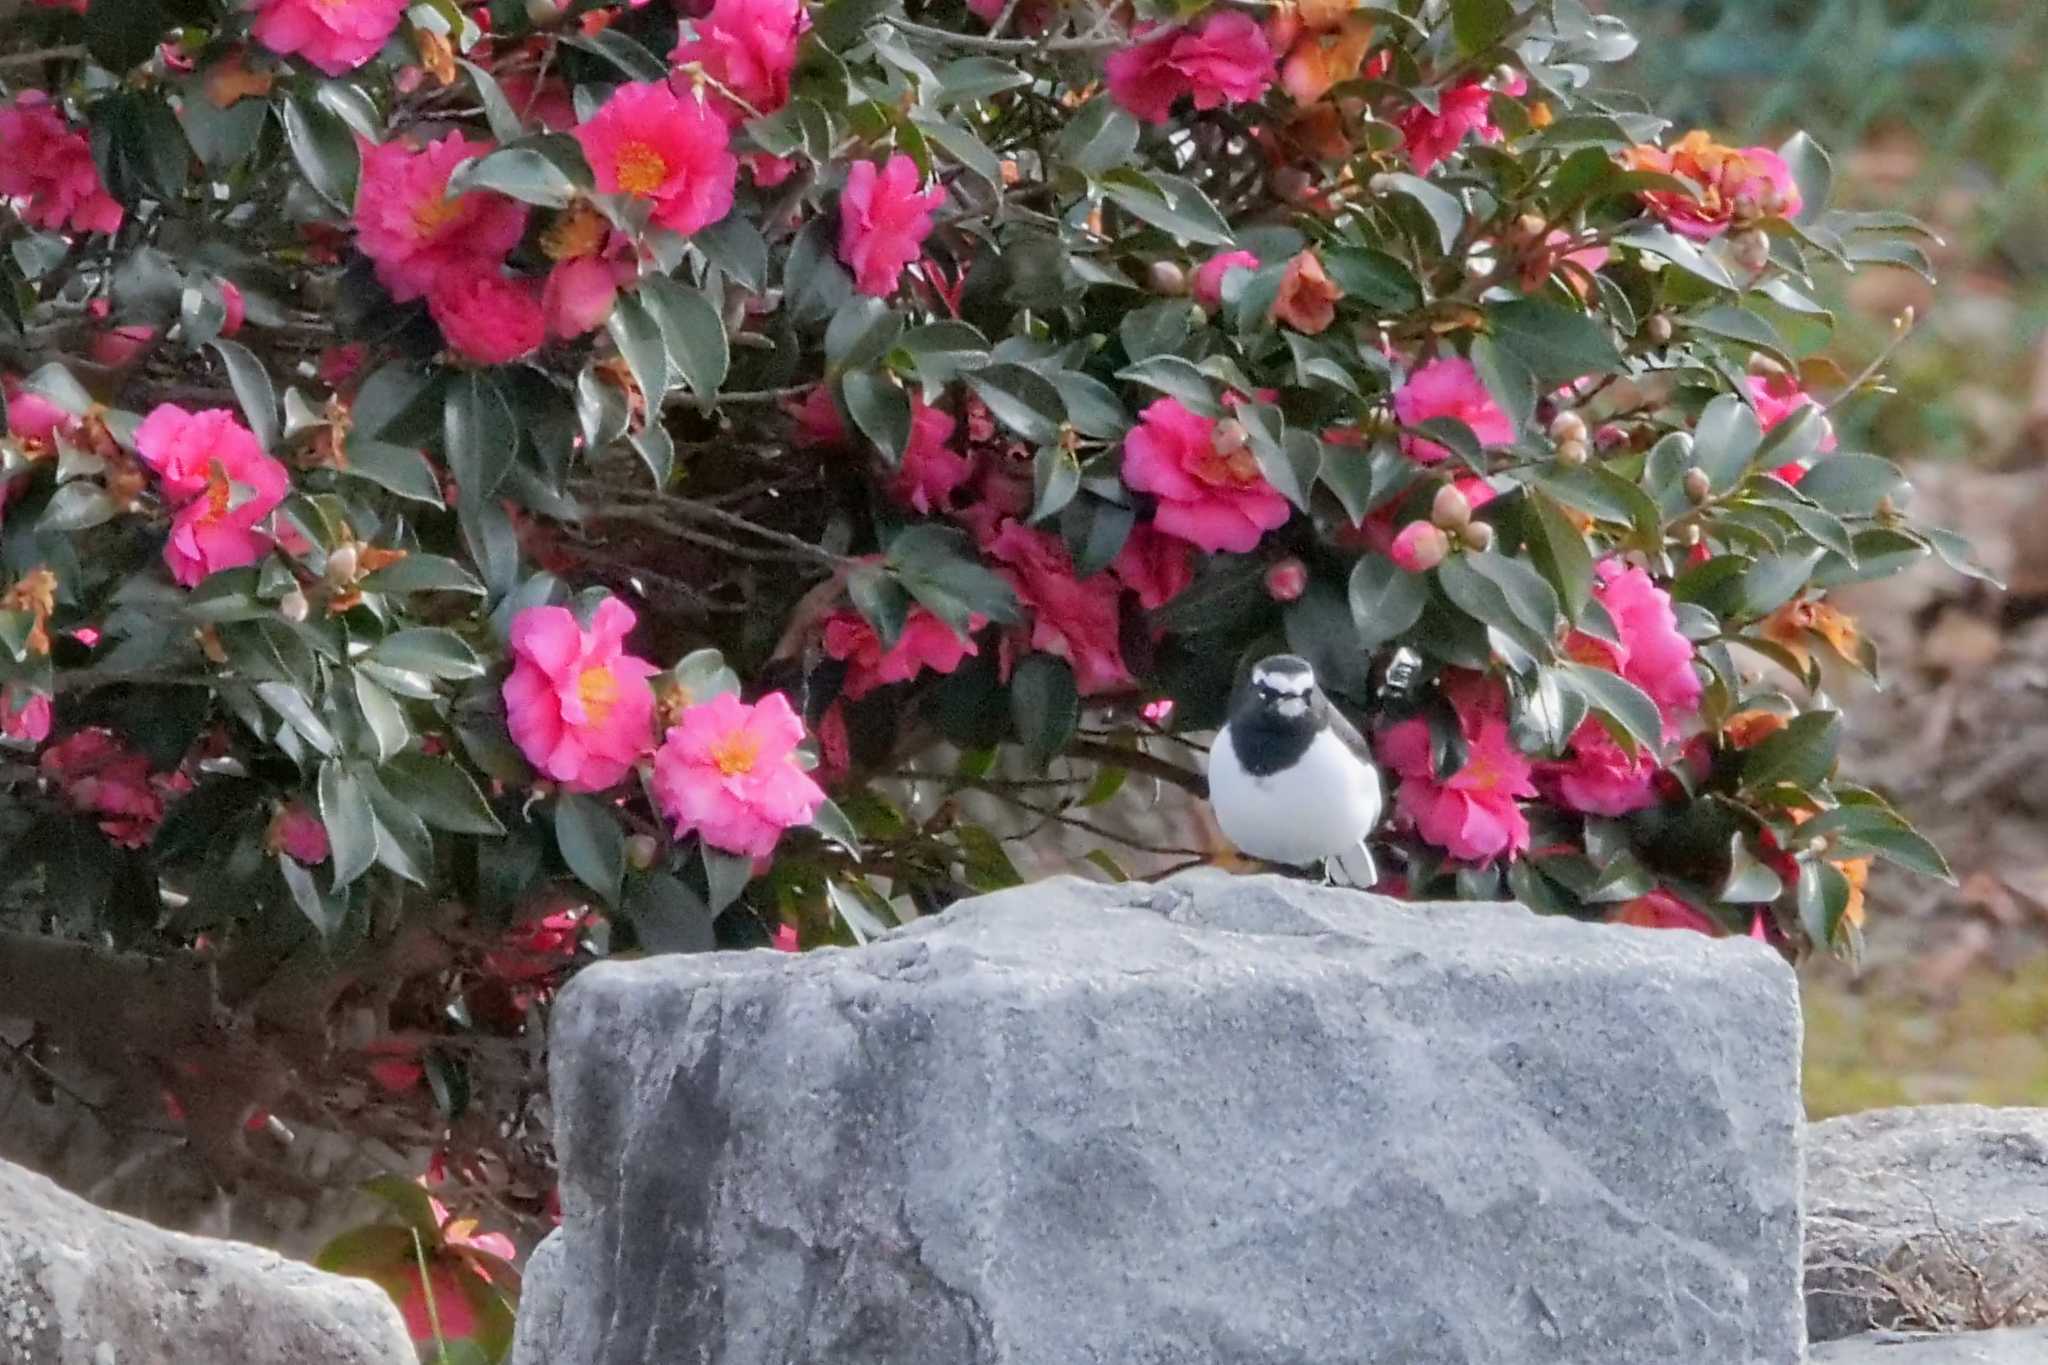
[1720,833,1785,904]
[1376,173,1463,253]
[1115,355,1217,414]
[362,554,486,596]
[281,96,360,212]
[210,340,279,454]
[1796,453,1905,517]
[256,681,339,756]
[343,439,444,507]
[320,759,377,888]
[1486,298,1623,389]
[606,293,672,415]
[899,321,990,385]
[368,628,484,679]
[701,845,754,913]
[554,791,624,905]
[1031,444,1081,523]
[1010,653,1079,761]
[1238,405,1317,512]
[1777,131,1832,224]
[562,27,669,81]
[886,524,1021,630]
[1556,662,1662,756]
[1055,98,1140,176]
[443,372,516,500]
[1797,860,1850,943]
[1048,373,1128,438]
[642,276,729,400]
[380,753,504,835]
[966,363,1065,444]
[1101,170,1235,246]
[1742,548,1825,617]
[1321,247,1422,311]
[1744,710,1841,790]
[842,370,913,463]
[1692,392,1763,491]
[627,872,714,954]
[1348,555,1429,651]
[1524,490,1595,619]
[446,146,579,208]
[1452,0,1514,54]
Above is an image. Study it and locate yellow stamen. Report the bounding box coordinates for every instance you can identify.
[577,667,618,724]
[710,730,761,777]
[613,143,669,196]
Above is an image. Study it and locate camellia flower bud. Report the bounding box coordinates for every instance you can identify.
[1548,411,1588,445]
[1730,227,1771,273]
[1389,521,1449,573]
[1264,557,1308,603]
[324,543,359,586]
[1555,438,1589,468]
[1146,260,1189,296]
[279,588,309,623]
[1458,521,1494,552]
[1646,314,1674,345]
[625,833,659,870]
[1430,483,1472,530]
[1683,467,1712,504]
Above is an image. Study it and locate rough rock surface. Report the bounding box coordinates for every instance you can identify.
[1811,1326,2048,1362]
[0,1157,412,1364]
[1806,1106,2048,1342]
[513,871,1804,1365]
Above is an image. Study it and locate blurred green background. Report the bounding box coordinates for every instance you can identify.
[1616,0,2048,469]
[1614,0,2048,1116]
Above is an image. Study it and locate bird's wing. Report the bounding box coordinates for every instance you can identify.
[1322,703,1378,769]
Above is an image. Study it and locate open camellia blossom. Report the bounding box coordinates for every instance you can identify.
[890,396,972,513]
[823,607,980,699]
[502,599,658,792]
[133,405,291,586]
[1398,77,1518,175]
[249,0,410,77]
[0,687,51,746]
[428,268,546,366]
[839,156,944,297]
[1394,356,1516,464]
[1110,521,1195,610]
[670,0,807,123]
[1573,559,1703,728]
[353,133,529,302]
[0,92,123,235]
[1622,130,1802,241]
[977,516,1131,695]
[1121,397,1292,554]
[651,691,826,858]
[574,81,738,237]
[1107,12,1276,124]
[39,729,168,848]
[1377,675,1538,865]
[1537,722,1659,817]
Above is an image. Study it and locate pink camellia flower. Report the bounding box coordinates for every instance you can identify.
[1394,356,1516,464]
[1622,131,1802,242]
[822,606,980,699]
[542,256,620,339]
[1121,397,1292,554]
[266,801,330,864]
[890,398,974,514]
[134,405,269,500]
[134,404,291,586]
[1389,521,1450,573]
[163,452,291,587]
[1107,14,1276,125]
[771,922,800,952]
[39,728,166,848]
[1749,370,1836,483]
[1397,77,1516,175]
[4,384,76,450]
[482,907,583,984]
[1609,888,1720,936]
[0,93,124,236]
[0,687,51,746]
[250,0,410,77]
[1192,249,1259,309]
[1567,559,1702,729]
[790,385,848,448]
[978,516,1131,695]
[573,82,738,237]
[427,268,546,366]
[1536,721,1659,817]
[1378,673,1536,865]
[354,134,528,302]
[838,156,944,298]
[651,691,826,858]
[502,598,658,792]
[670,0,807,123]
[1111,521,1195,610]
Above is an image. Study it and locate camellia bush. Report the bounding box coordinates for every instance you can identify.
[0,0,1978,1354]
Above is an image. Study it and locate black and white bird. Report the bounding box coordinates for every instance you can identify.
[1207,653,1384,886]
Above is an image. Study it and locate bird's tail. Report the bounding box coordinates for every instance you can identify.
[1328,841,1379,891]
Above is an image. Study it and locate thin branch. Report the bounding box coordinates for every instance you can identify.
[0,45,85,70]
[885,15,1122,52]
[586,500,846,570]
[1067,737,1209,799]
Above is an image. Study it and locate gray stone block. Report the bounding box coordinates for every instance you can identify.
[1806,1106,2048,1342]
[0,1156,412,1364]
[1812,1326,2048,1363]
[515,871,1804,1365]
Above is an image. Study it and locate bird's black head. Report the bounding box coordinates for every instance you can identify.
[1233,653,1325,729]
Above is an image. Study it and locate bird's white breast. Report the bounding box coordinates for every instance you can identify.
[1207,725,1383,866]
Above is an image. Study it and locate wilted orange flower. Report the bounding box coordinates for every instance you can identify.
[204,50,275,108]
[1,568,59,655]
[1620,130,1802,241]
[1723,709,1788,749]
[1271,250,1342,334]
[412,27,457,88]
[1280,18,1375,104]
[1761,596,1860,669]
